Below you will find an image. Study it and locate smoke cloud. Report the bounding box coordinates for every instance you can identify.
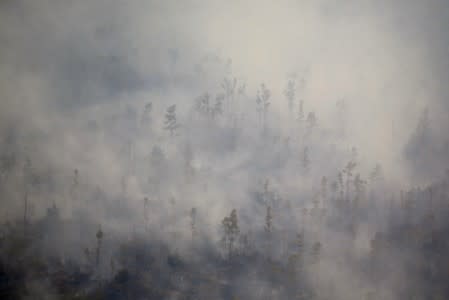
[1,1,449,299]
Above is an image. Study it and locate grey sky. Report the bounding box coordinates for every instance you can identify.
[0,0,448,183]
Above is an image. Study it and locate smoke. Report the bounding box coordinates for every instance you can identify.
[1,0,449,299]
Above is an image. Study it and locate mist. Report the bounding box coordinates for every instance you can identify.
[1,1,449,299]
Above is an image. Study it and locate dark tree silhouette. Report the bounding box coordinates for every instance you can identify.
[164,104,180,137]
[96,225,104,267]
[221,209,240,258]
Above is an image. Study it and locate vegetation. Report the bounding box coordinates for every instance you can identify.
[0,54,448,300]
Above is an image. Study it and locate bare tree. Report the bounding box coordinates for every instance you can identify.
[221,77,237,114]
[265,205,274,259]
[306,112,317,131]
[141,102,152,126]
[164,104,180,137]
[302,146,310,173]
[221,209,240,258]
[190,207,197,241]
[256,83,271,133]
[213,93,224,118]
[284,79,296,119]
[195,93,211,117]
[96,225,104,267]
[22,158,31,233]
[70,168,79,202]
[265,205,273,235]
[310,241,321,265]
[343,161,357,202]
[144,197,149,231]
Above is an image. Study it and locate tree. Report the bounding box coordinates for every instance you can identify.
[221,209,240,258]
[256,83,271,132]
[144,197,149,231]
[337,172,344,201]
[141,102,152,126]
[70,168,79,202]
[265,205,273,235]
[84,247,93,267]
[296,230,305,268]
[353,173,367,210]
[239,232,252,256]
[195,93,211,117]
[0,152,16,182]
[330,180,338,205]
[404,107,432,176]
[343,161,357,201]
[353,174,365,193]
[237,82,246,97]
[414,107,430,141]
[284,79,296,117]
[302,147,310,172]
[190,207,197,241]
[96,225,104,267]
[150,145,165,166]
[306,112,317,130]
[288,230,306,281]
[221,77,237,114]
[310,241,321,265]
[22,157,33,233]
[196,92,224,120]
[263,178,272,206]
[264,205,274,259]
[110,258,116,275]
[298,98,305,124]
[369,163,383,183]
[296,76,306,125]
[213,93,224,118]
[164,104,180,136]
[321,176,328,200]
